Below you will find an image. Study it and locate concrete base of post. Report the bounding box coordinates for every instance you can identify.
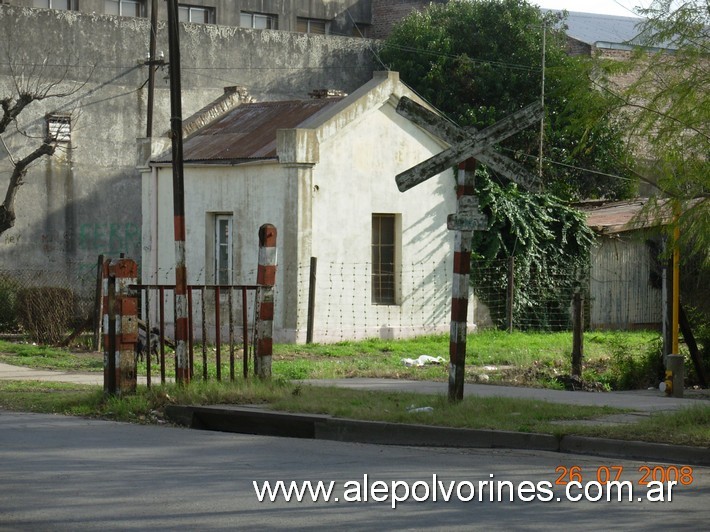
[666,354,684,398]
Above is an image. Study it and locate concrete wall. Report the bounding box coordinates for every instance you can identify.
[11,1,373,35]
[0,6,375,300]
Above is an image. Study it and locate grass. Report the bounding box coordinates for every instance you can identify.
[1,330,707,447]
[0,378,707,447]
[0,330,670,388]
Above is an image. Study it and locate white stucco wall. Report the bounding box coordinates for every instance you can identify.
[143,79,459,344]
[307,98,456,342]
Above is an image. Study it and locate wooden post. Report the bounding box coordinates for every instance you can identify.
[306,256,317,344]
[572,291,584,377]
[255,224,277,379]
[506,256,514,333]
[103,258,138,396]
[92,254,104,351]
[167,0,189,384]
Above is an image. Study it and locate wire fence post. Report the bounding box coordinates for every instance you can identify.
[307,256,317,344]
[255,224,277,379]
[506,255,514,333]
[572,290,584,377]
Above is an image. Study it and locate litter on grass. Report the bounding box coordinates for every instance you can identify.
[401,355,446,367]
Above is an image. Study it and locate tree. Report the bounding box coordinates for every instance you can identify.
[380,0,624,328]
[380,0,636,201]
[615,0,709,266]
[0,54,86,236]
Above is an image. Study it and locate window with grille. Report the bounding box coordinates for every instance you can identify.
[372,214,398,305]
[47,115,71,143]
[240,12,277,30]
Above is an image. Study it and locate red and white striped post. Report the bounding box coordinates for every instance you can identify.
[103,258,139,396]
[255,224,277,379]
[449,158,476,402]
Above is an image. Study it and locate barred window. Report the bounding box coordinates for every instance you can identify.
[47,115,71,143]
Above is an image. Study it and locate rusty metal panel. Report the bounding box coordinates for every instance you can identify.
[156,99,342,164]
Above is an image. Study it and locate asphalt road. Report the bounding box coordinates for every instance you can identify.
[1,410,708,530]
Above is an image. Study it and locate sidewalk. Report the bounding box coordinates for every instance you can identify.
[2,361,709,465]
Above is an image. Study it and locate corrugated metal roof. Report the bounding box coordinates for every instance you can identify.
[561,11,677,50]
[155,98,343,164]
[563,11,644,46]
[580,199,661,234]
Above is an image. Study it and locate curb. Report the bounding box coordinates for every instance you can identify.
[164,405,710,467]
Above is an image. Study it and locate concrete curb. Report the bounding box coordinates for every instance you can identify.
[164,405,710,467]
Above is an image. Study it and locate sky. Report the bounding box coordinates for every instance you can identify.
[532,0,649,17]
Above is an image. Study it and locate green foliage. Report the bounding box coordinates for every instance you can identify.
[621,0,710,266]
[0,275,20,332]
[380,0,636,200]
[471,169,595,329]
[14,287,76,345]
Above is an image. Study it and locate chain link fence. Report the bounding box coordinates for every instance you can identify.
[0,267,99,344]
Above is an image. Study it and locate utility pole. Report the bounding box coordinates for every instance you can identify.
[146,0,159,137]
[167,0,190,383]
[538,21,546,178]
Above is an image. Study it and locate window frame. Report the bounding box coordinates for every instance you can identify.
[371,213,399,306]
[32,0,79,10]
[46,114,71,143]
[296,17,329,35]
[178,4,215,24]
[214,214,233,286]
[240,11,277,30]
[104,0,145,18]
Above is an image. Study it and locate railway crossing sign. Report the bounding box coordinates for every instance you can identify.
[395,96,543,401]
[395,97,543,193]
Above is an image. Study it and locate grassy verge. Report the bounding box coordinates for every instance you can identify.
[0,379,707,447]
[0,330,673,390]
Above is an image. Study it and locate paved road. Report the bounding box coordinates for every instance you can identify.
[1,410,708,530]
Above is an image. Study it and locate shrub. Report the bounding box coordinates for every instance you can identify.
[15,287,76,345]
[0,275,20,333]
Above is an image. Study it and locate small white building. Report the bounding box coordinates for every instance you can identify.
[142,71,460,343]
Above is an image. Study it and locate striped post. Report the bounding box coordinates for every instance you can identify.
[255,224,277,379]
[103,258,139,396]
[449,158,476,402]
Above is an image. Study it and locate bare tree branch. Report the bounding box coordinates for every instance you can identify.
[0,138,55,234]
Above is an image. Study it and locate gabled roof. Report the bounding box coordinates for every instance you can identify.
[155,98,343,164]
[153,71,446,167]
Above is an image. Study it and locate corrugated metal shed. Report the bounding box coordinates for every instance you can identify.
[155,98,343,164]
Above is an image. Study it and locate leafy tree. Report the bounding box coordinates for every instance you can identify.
[380,0,625,328]
[616,0,709,266]
[380,0,636,200]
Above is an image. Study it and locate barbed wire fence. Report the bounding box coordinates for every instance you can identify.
[0,254,661,345]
